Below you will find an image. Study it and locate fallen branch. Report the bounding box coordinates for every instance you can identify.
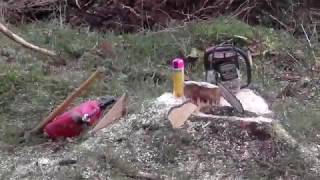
[190,112,273,124]
[0,22,58,58]
[267,13,290,30]
[28,67,104,135]
[301,23,318,63]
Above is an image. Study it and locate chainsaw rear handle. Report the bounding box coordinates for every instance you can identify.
[99,96,116,110]
[73,97,116,125]
[204,45,252,89]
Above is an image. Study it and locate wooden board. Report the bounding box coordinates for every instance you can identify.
[90,93,128,133]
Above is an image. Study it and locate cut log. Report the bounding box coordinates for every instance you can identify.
[184,81,220,106]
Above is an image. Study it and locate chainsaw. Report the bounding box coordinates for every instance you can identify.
[167,45,253,128]
[204,44,253,113]
[43,96,116,139]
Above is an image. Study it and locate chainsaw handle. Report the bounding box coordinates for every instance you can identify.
[72,111,96,125]
[234,47,252,88]
[204,46,252,88]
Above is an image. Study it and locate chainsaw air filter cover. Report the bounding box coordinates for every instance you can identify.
[204,45,252,89]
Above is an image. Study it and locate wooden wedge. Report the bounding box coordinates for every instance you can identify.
[167,100,198,129]
[167,81,221,128]
[90,93,128,133]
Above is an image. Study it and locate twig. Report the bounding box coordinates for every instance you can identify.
[193,5,218,16]
[300,23,317,62]
[301,23,312,48]
[75,0,81,9]
[155,8,172,21]
[286,51,303,65]
[121,4,143,19]
[267,13,289,30]
[230,0,250,17]
[190,113,273,124]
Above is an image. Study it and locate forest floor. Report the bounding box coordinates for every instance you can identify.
[0,16,320,179]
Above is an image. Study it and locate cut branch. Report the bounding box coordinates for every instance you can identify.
[0,22,58,58]
[190,112,273,124]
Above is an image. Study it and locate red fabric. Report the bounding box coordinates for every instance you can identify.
[44,100,102,139]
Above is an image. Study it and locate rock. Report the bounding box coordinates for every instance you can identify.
[58,159,77,166]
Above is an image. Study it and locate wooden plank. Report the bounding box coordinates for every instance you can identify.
[90,93,128,133]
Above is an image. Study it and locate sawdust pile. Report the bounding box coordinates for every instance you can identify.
[0,98,314,179]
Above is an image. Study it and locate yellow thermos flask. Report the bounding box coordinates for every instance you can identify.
[172,58,185,97]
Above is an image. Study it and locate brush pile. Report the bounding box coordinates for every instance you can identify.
[0,0,318,32]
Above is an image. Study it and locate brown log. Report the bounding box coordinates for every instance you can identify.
[29,67,104,134]
[167,81,221,128]
[0,22,57,58]
[184,81,220,106]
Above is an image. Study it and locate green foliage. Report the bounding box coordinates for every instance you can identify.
[0,70,20,94]
[192,17,256,42]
